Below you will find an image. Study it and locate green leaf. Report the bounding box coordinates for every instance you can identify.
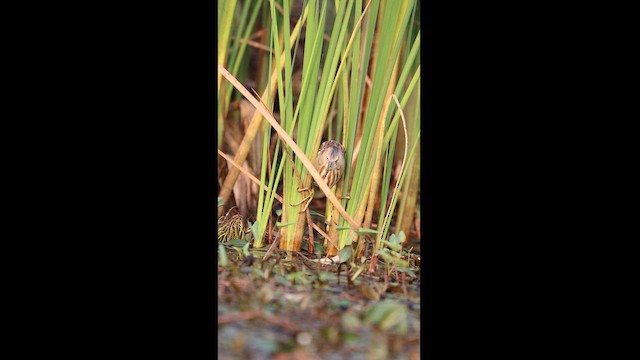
[377,249,409,267]
[364,299,408,332]
[356,227,379,234]
[365,300,395,324]
[380,238,402,252]
[378,303,407,331]
[308,209,326,218]
[286,272,310,285]
[218,197,224,207]
[341,313,361,332]
[397,266,416,278]
[226,238,249,247]
[232,247,244,259]
[338,246,353,263]
[250,221,259,243]
[218,244,228,267]
[314,241,325,256]
[350,264,367,282]
[250,249,267,258]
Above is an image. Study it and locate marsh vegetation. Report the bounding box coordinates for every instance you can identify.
[218,0,421,357]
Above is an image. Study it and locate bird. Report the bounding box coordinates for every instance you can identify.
[314,140,346,190]
[294,140,348,212]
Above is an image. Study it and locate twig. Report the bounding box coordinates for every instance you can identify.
[260,313,302,332]
[272,1,284,15]
[401,271,407,297]
[218,309,303,332]
[295,251,311,262]
[310,222,340,253]
[263,235,280,261]
[295,251,319,270]
[405,334,420,344]
[365,74,373,89]
[218,149,283,203]
[305,209,314,254]
[218,309,262,325]
[229,36,274,53]
[249,28,266,40]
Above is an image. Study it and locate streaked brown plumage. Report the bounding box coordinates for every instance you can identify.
[314,140,346,189]
[293,140,347,212]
